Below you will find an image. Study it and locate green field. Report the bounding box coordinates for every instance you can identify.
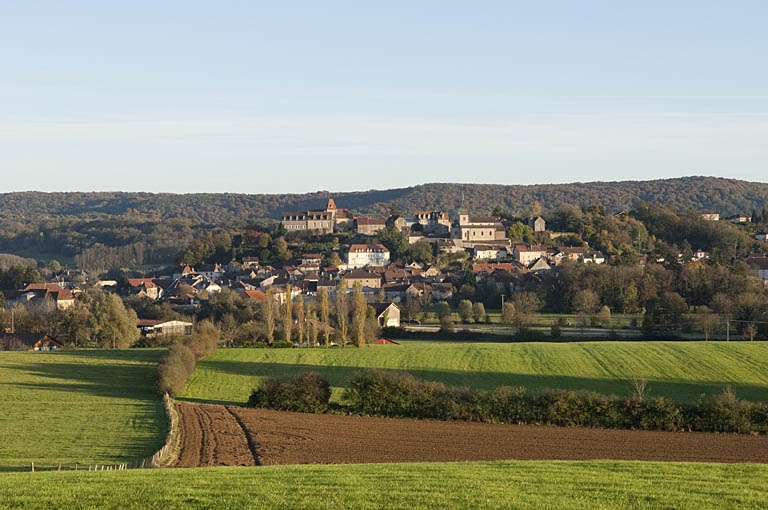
[0,350,166,471]
[0,461,767,509]
[181,341,768,405]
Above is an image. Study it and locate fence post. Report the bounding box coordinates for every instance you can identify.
[31,462,34,473]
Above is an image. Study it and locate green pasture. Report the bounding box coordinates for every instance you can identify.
[1,461,766,509]
[180,341,768,406]
[0,350,166,471]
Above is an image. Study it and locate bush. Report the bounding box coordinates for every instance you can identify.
[156,343,196,396]
[695,387,754,433]
[344,369,458,419]
[271,341,293,348]
[247,372,331,413]
[621,396,683,431]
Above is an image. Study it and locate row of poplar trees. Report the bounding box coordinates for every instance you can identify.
[259,283,376,347]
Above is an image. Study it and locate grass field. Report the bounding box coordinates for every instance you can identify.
[180,341,768,405]
[0,350,166,471]
[0,461,767,509]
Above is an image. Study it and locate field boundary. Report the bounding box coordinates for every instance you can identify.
[144,393,180,468]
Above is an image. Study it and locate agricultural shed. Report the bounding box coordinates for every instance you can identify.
[137,319,193,338]
[0,333,64,351]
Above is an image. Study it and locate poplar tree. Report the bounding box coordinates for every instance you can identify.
[335,287,349,347]
[282,284,293,343]
[263,287,276,344]
[295,294,306,347]
[319,289,330,347]
[351,283,367,347]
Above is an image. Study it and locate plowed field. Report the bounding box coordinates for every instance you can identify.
[173,403,768,467]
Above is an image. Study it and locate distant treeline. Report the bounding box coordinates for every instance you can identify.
[1,176,767,272]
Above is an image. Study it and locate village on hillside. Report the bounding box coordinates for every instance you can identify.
[2,196,768,349]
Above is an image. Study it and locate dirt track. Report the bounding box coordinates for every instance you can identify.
[174,403,768,467]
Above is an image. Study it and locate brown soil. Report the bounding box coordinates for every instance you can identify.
[174,403,768,467]
[173,403,256,468]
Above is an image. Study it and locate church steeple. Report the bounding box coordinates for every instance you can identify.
[459,192,469,225]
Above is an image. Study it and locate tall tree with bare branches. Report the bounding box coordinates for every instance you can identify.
[319,288,330,347]
[335,286,349,347]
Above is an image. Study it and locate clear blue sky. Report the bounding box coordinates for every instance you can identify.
[2,1,767,193]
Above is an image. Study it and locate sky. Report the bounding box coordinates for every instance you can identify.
[1,1,767,194]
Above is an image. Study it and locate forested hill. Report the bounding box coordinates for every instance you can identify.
[1,176,766,223]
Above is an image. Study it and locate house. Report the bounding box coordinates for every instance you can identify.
[727,213,751,224]
[513,245,547,266]
[371,302,401,328]
[340,270,382,290]
[755,233,768,242]
[355,217,387,236]
[529,257,552,273]
[137,319,193,338]
[473,245,507,260]
[557,246,585,263]
[6,283,75,310]
[241,289,268,302]
[581,251,606,264]
[382,283,410,301]
[301,254,323,267]
[198,264,224,283]
[413,210,451,235]
[0,333,63,351]
[451,205,506,244]
[700,212,720,221]
[436,238,462,254]
[127,278,162,300]
[386,215,410,231]
[746,256,768,288]
[346,244,390,269]
[527,216,546,232]
[281,198,352,234]
[242,256,260,269]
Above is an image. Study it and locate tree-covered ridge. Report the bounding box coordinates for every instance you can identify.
[1,176,767,223]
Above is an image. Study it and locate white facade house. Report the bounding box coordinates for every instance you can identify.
[513,244,547,265]
[346,244,390,269]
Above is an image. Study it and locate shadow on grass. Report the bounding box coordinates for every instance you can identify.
[186,360,768,407]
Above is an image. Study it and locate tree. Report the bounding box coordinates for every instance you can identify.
[697,306,719,341]
[323,252,342,269]
[597,305,611,328]
[351,283,367,347]
[458,300,473,323]
[377,226,409,261]
[88,292,140,349]
[262,288,276,344]
[405,296,423,322]
[319,289,330,347]
[572,289,600,316]
[507,222,533,243]
[743,322,758,341]
[273,237,291,261]
[437,302,453,332]
[511,292,541,336]
[308,311,319,347]
[335,288,349,347]
[282,284,293,342]
[501,302,516,325]
[472,302,486,323]
[295,294,306,347]
[409,240,433,264]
